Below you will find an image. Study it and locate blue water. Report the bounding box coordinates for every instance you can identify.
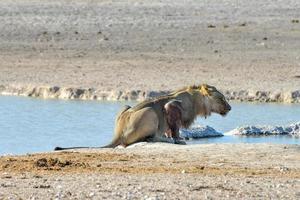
[0,96,299,155]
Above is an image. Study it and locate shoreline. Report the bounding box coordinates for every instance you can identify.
[1,84,300,103]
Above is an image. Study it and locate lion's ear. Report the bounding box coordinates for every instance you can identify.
[207,85,216,92]
[200,84,210,96]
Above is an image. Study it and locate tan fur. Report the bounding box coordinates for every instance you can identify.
[104,84,231,148]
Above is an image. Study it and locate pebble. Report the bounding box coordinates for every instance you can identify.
[89,192,95,197]
[56,185,63,190]
[1,175,12,179]
[279,166,290,172]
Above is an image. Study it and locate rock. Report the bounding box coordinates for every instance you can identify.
[179,125,223,139]
[207,24,216,28]
[35,158,48,167]
[33,185,51,189]
[285,122,300,137]
[227,122,300,137]
[89,192,95,197]
[35,158,72,168]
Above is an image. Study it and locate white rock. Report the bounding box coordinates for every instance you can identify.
[226,122,300,137]
[179,125,223,139]
[89,192,95,197]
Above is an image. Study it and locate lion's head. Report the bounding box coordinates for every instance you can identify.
[197,84,231,117]
[188,84,231,117]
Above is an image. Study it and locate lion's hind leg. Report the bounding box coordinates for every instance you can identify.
[122,107,159,146]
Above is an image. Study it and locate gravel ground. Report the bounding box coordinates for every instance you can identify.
[1,143,299,199]
[0,0,299,92]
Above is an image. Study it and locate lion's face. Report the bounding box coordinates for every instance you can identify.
[201,85,231,116]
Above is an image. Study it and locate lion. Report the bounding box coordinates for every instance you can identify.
[54,84,231,150]
[101,84,231,147]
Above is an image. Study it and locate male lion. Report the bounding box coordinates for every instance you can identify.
[54,84,231,150]
[102,84,231,147]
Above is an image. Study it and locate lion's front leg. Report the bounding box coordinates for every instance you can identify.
[147,135,186,145]
[173,138,186,145]
[146,135,175,144]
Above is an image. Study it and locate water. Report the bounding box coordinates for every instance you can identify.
[0,96,299,155]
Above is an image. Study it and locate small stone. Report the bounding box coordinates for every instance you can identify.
[279,166,289,172]
[33,175,42,179]
[66,191,72,196]
[207,24,216,28]
[181,170,186,174]
[35,158,48,167]
[33,185,51,189]
[89,192,95,197]
[276,184,283,188]
[56,185,63,190]
[1,175,12,179]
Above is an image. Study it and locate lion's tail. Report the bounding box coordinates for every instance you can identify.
[54,135,121,150]
[54,134,123,150]
[54,146,93,151]
[54,137,121,150]
[100,136,121,148]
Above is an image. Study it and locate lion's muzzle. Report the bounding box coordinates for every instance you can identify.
[220,104,231,116]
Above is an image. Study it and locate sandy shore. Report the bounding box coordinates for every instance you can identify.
[0,0,299,102]
[0,143,299,199]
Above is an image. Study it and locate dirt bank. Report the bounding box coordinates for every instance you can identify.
[0,143,299,199]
